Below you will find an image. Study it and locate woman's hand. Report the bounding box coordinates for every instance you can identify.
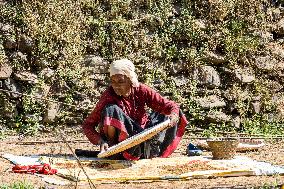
[169,112,179,127]
[99,139,109,152]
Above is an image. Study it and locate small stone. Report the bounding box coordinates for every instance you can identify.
[0,63,12,79]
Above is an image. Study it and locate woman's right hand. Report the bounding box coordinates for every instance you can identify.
[99,139,109,152]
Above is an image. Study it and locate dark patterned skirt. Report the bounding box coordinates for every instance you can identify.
[99,104,187,160]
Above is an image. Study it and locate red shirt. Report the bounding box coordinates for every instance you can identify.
[82,83,180,144]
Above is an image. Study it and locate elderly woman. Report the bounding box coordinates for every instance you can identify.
[82,59,188,160]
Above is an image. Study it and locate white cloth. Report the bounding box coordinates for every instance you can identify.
[109,59,139,87]
[1,153,42,165]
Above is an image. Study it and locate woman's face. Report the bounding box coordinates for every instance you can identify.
[110,74,132,97]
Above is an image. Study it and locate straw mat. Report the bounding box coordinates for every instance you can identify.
[97,119,171,158]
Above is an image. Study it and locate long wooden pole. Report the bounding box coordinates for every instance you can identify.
[56,130,96,189]
[186,136,284,140]
[0,139,89,145]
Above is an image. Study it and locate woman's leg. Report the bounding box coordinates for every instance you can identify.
[143,112,168,159]
[144,110,187,158]
[106,125,116,146]
[100,104,144,160]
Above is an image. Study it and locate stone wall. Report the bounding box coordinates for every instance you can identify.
[0,0,283,134]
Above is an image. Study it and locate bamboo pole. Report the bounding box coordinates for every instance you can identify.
[0,139,90,145]
[2,135,283,146]
[57,130,96,189]
[185,136,284,140]
[186,128,284,138]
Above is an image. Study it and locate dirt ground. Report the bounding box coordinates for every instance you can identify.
[0,131,284,189]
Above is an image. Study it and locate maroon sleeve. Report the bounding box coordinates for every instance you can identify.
[81,88,114,145]
[141,84,179,115]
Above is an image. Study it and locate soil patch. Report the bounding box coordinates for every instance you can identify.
[0,133,284,188]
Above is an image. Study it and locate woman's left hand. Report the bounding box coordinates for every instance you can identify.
[99,139,109,152]
[169,113,179,127]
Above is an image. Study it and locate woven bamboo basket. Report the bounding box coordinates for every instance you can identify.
[206,138,239,160]
[97,119,171,158]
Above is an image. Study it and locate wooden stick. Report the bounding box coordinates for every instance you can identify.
[185,136,284,140]
[187,133,284,138]
[57,130,96,189]
[2,134,284,145]
[0,139,90,145]
[186,128,284,137]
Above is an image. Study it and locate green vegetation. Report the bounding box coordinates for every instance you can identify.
[242,115,284,136]
[22,0,86,67]
[0,181,34,189]
[0,0,283,136]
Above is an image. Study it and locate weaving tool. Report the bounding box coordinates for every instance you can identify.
[97,119,171,158]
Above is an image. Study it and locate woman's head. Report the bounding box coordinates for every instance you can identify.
[109,59,139,97]
[110,74,132,97]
